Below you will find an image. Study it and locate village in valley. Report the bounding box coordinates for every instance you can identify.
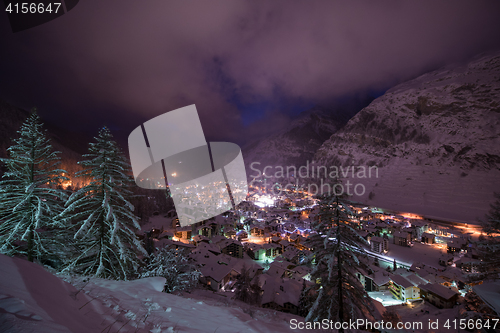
[139,181,500,325]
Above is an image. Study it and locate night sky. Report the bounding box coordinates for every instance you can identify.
[1,1,500,147]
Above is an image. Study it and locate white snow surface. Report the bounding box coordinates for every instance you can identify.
[0,254,311,333]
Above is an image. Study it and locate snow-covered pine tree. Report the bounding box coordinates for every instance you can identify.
[0,110,68,262]
[59,127,146,280]
[141,245,200,293]
[305,191,373,332]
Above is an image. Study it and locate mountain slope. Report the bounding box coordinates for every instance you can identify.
[0,254,302,333]
[0,99,90,187]
[315,52,500,222]
[243,107,350,178]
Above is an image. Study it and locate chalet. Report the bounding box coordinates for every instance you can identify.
[223,226,237,239]
[410,220,429,233]
[438,254,454,267]
[250,225,265,237]
[263,243,281,258]
[390,275,420,302]
[261,276,303,314]
[280,247,304,265]
[199,260,237,292]
[362,270,392,292]
[246,243,265,260]
[197,225,215,238]
[269,219,283,229]
[447,239,467,253]
[289,233,305,245]
[218,239,244,258]
[370,236,389,253]
[175,225,192,240]
[454,256,481,272]
[404,226,421,241]
[419,283,459,308]
[279,239,291,250]
[192,234,210,246]
[393,231,411,247]
[198,255,262,292]
[237,230,248,241]
[421,232,435,244]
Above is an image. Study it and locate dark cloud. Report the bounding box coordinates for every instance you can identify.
[1,1,499,145]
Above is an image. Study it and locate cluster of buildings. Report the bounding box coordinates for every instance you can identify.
[355,258,462,308]
[141,202,316,314]
[139,197,496,316]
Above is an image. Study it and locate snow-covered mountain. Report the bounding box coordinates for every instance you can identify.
[243,107,350,177]
[314,52,500,222]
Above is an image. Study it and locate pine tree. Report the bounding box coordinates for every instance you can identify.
[305,193,373,331]
[0,110,68,262]
[141,245,200,293]
[233,265,261,305]
[298,279,315,317]
[59,127,146,279]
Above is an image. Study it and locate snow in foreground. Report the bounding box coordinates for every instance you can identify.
[0,254,311,333]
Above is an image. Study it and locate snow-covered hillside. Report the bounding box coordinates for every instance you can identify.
[243,107,349,176]
[0,254,308,333]
[315,52,500,222]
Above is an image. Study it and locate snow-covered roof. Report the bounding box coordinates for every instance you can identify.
[195,242,221,254]
[391,275,414,289]
[394,231,409,238]
[192,234,209,242]
[369,270,392,286]
[404,272,429,287]
[263,243,280,250]
[419,283,458,300]
[217,239,243,250]
[199,261,235,283]
[281,248,300,261]
[246,243,263,251]
[261,276,302,307]
[370,236,385,243]
[421,274,446,285]
[210,235,227,244]
[472,281,500,316]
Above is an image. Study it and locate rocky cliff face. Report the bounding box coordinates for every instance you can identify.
[315,52,500,222]
[243,107,349,177]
